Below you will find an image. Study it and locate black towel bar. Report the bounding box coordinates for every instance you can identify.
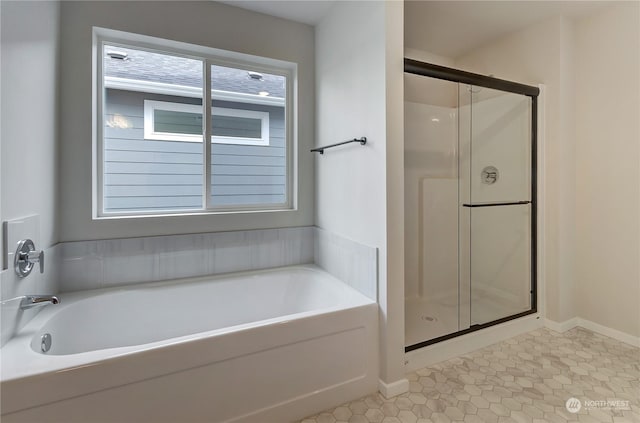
[311,137,367,154]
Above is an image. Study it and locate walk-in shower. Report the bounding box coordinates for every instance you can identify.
[404,59,538,351]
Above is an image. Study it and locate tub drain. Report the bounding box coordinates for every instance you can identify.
[421,315,437,322]
[41,333,52,353]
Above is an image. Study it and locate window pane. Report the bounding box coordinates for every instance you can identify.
[212,115,261,138]
[210,64,287,207]
[102,44,203,213]
[154,109,203,135]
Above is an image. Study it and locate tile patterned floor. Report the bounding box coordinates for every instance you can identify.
[299,328,640,423]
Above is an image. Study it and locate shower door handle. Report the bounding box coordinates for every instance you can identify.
[462,201,531,208]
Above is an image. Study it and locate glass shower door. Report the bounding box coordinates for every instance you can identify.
[460,86,533,327]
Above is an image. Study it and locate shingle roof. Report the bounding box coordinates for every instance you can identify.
[103,45,286,98]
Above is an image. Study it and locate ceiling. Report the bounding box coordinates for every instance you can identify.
[217,1,612,58]
[217,0,335,25]
[405,1,612,58]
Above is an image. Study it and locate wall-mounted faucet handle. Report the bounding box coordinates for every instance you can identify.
[14,239,45,277]
[25,249,45,273]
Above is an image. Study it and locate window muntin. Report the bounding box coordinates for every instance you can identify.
[98,40,292,216]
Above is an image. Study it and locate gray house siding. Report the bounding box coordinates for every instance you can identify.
[104,89,286,212]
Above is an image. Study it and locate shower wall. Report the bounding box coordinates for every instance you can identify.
[460,92,531,204]
[404,101,457,300]
[405,93,530,306]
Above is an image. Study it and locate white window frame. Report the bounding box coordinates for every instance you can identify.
[143,100,270,146]
[93,28,296,219]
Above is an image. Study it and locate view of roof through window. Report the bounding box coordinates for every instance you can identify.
[103,46,286,98]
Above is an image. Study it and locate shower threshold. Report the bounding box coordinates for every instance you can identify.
[405,308,537,353]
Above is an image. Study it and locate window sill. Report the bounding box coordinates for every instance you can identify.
[93,206,296,221]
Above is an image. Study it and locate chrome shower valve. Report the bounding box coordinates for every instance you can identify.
[14,239,44,278]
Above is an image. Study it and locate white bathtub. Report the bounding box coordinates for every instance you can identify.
[1,265,379,422]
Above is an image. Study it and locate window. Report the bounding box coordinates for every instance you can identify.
[211,107,269,146]
[143,100,270,146]
[96,33,293,216]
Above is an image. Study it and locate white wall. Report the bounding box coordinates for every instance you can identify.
[315,1,406,390]
[0,0,2,267]
[384,1,405,390]
[574,3,640,338]
[404,48,457,108]
[0,0,61,347]
[1,1,60,252]
[58,1,314,242]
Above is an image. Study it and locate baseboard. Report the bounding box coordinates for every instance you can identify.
[543,317,579,334]
[545,317,640,348]
[405,313,544,372]
[378,378,409,399]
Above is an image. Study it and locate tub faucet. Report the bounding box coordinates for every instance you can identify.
[20,295,60,310]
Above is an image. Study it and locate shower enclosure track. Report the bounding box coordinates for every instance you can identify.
[404,58,540,97]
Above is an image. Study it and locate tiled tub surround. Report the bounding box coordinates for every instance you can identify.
[1,225,376,349]
[59,226,315,292]
[1,265,379,422]
[315,227,378,300]
[300,327,640,423]
[57,226,377,300]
